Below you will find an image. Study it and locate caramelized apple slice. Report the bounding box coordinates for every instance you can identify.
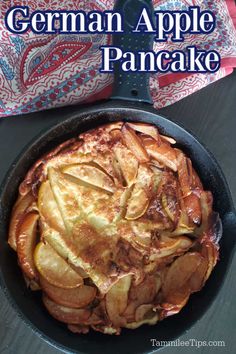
[135,304,155,322]
[43,295,91,324]
[164,287,190,307]
[125,312,158,329]
[159,287,190,318]
[113,145,138,187]
[167,196,195,236]
[38,181,66,234]
[160,135,176,145]
[113,187,133,222]
[177,151,191,197]
[124,275,158,322]
[184,193,202,225]
[63,164,115,194]
[105,122,123,132]
[162,252,202,298]
[106,275,132,327]
[17,212,39,280]
[8,192,34,251]
[48,167,81,233]
[69,305,106,331]
[41,224,71,261]
[142,137,177,172]
[112,155,125,185]
[131,222,152,249]
[149,236,192,261]
[122,125,150,163]
[126,122,159,141]
[41,224,89,279]
[188,256,208,292]
[194,191,213,236]
[125,165,153,220]
[150,165,163,192]
[40,276,96,308]
[34,242,83,289]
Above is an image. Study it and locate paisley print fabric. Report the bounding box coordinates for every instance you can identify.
[0,0,235,117]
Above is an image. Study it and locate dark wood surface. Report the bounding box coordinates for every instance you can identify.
[0,70,236,354]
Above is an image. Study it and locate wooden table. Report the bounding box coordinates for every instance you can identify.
[0,70,235,354]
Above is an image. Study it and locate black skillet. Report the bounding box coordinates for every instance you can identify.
[0,1,236,353]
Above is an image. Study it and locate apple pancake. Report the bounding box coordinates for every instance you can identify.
[8,122,220,335]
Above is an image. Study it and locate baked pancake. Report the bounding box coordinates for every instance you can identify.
[8,122,220,335]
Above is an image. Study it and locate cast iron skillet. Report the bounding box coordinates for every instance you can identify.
[0,1,236,353]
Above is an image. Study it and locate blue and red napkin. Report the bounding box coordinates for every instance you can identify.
[0,0,235,117]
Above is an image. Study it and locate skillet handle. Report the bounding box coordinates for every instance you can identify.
[111,0,154,104]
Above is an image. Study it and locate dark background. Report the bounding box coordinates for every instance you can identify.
[0,70,235,354]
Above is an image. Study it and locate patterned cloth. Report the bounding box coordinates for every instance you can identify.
[0,0,236,117]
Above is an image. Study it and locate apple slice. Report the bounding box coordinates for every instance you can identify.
[150,165,163,193]
[125,165,153,220]
[159,287,190,318]
[184,193,202,225]
[106,275,132,327]
[41,223,89,279]
[113,145,138,187]
[167,196,195,236]
[188,256,208,292]
[34,241,83,289]
[125,122,159,141]
[63,164,115,194]
[124,275,158,322]
[48,167,82,233]
[122,125,149,163]
[8,192,34,251]
[40,276,96,308]
[142,137,177,172]
[113,187,133,222]
[131,221,152,249]
[129,275,158,304]
[105,122,123,132]
[162,252,202,299]
[160,134,176,145]
[125,313,158,329]
[177,151,192,197]
[38,181,66,234]
[135,304,154,322]
[194,191,213,236]
[149,236,192,261]
[41,223,71,260]
[43,295,91,324]
[17,212,39,280]
[112,156,125,185]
